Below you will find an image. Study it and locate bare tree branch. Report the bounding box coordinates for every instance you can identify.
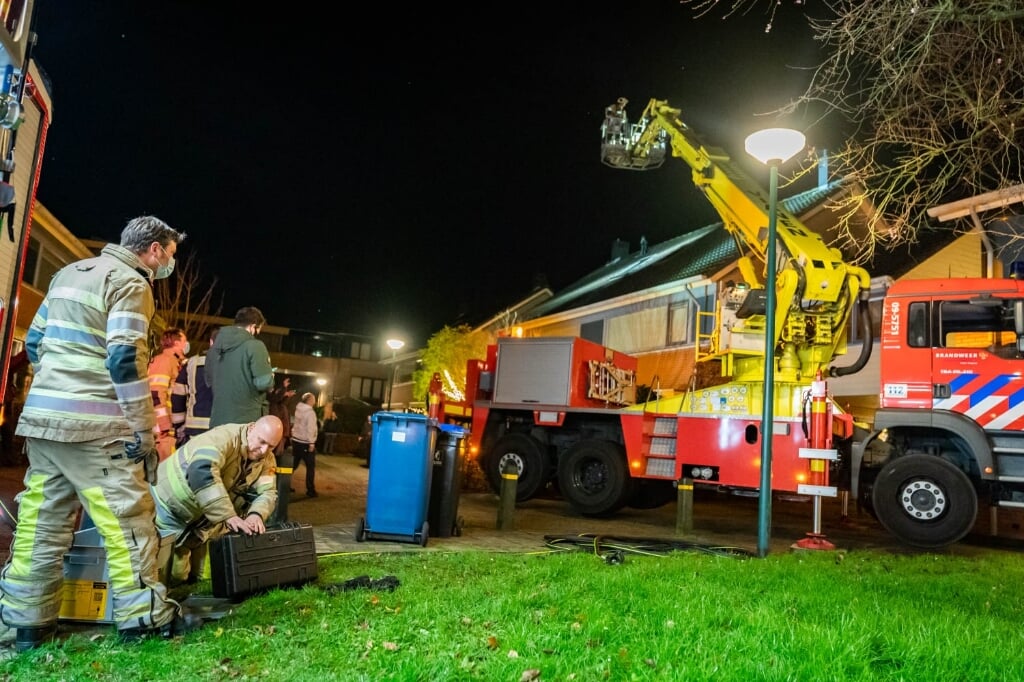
[151,250,224,352]
[682,1,1024,264]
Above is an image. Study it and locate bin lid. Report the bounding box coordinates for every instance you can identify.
[371,411,431,425]
[438,423,467,437]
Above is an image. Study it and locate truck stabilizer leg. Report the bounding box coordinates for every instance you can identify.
[793,372,837,551]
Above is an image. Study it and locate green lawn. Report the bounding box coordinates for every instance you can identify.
[4,545,1023,681]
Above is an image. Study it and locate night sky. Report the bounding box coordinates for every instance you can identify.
[29,1,823,347]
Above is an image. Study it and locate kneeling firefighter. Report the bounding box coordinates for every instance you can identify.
[151,415,282,585]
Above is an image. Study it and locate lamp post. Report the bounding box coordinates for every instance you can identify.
[744,127,806,558]
[385,338,405,410]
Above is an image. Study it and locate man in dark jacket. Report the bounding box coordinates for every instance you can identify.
[205,307,274,428]
[267,376,294,458]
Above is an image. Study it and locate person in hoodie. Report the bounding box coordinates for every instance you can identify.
[205,307,274,428]
[290,392,319,497]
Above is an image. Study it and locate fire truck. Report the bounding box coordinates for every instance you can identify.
[852,278,1024,548]
[0,0,50,405]
[462,97,1024,550]
[465,98,874,530]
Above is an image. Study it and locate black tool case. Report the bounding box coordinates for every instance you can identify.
[209,522,318,600]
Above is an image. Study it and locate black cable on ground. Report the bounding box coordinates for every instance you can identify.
[322,575,401,594]
[542,533,755,560]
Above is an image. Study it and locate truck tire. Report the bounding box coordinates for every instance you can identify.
[483,433,549,502]
[558,440,633,517]
[871,454,977,549]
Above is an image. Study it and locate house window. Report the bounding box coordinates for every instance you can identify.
[350,376,384,401]
[580,320,604,345]
[607,307,668,353]
[350,342,370,360]
[849,297,884,344]
[668,302,691,345]
[848,278,890,345]
[21,237,61,290]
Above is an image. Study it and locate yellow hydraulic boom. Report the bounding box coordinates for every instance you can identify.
[601,97,871,384]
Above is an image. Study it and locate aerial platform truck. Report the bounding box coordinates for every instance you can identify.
[462,97,872,548]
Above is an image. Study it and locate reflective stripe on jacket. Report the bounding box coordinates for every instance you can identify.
[17,243,156,441]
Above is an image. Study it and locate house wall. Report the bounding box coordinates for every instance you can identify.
[512,232,988,420]
[518,274,725,392]
[901,230,984,279]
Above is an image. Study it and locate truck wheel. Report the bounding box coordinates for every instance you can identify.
[558,440,633,517]
[484,433,548,502]
[871,454,977,549]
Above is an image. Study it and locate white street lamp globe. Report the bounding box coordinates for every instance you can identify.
[386,338,405,352]
[744,128,806,165]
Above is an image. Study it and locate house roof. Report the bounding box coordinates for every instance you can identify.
[486,178,981,326]
[526,182,850,320]
[528,224,735,317]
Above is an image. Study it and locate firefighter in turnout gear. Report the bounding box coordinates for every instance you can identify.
[148,327,189,461]
[0,216,194,651]
[151,416,282,586]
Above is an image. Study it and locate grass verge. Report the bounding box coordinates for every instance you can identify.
[3,546,1023,680]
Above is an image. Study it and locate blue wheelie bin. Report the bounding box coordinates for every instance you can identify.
[357,412,437,546]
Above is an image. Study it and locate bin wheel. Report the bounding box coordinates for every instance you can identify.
[418,521,429,547]
[355,517,366,543]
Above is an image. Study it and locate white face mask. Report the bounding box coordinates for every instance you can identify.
[154,244,175,280]
[182,341,191,355]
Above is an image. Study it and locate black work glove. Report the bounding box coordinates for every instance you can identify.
[127,431,160,485]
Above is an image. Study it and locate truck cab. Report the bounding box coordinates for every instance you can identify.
[855,276,1024,547]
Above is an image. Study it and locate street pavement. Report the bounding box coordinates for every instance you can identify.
[285,453,992,558]
[1,451,1019,561]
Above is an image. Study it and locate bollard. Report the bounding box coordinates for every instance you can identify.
[497,460,518,530]
[675,477,693,534]
[269,448,294,527]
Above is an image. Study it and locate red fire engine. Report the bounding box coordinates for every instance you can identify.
[454,98,1024,550]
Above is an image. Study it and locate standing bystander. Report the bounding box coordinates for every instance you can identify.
[267,376,295,458]
[170,329,218,446]
[205,307,274,427]
[321,404,341,454]
[0,216,198,651]
[148,327,188,461]
[290,392,319,497]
